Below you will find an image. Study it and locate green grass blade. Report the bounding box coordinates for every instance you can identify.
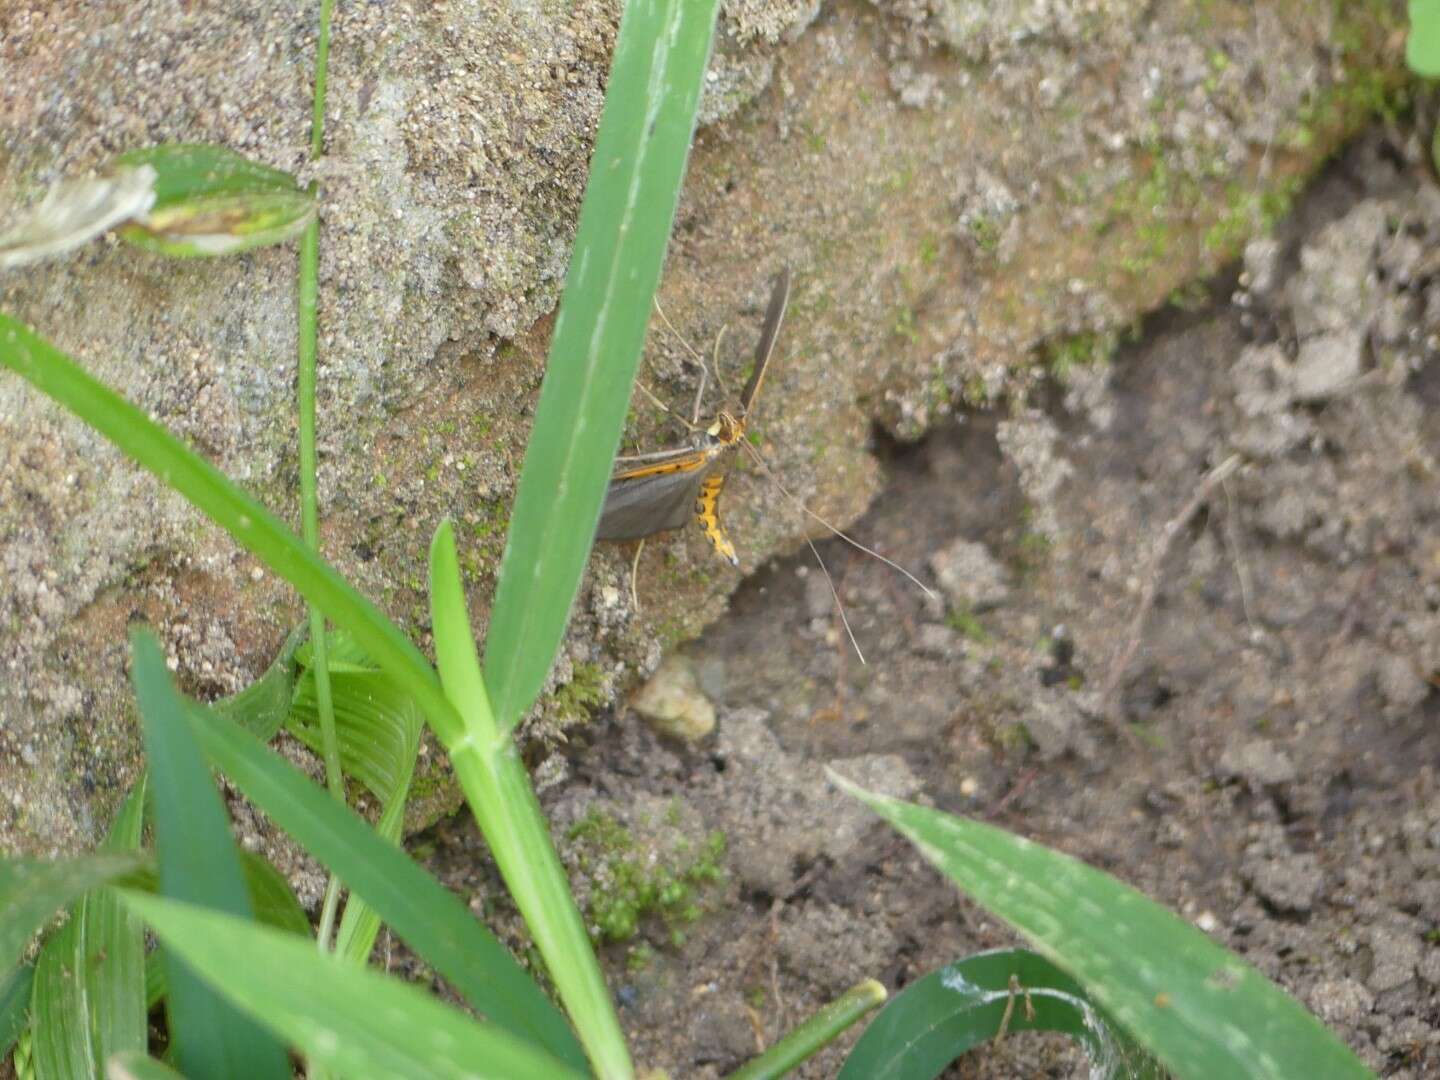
[729,980,887,1080]
[83,785,149,1064]
[431,521,619,1076]
[0,964,33,1063]
[836,950,1161,1080]
[207,622,306,741]
[331,791,405,965]
[1407,0,1440,76]
[30,918,93,1080]
[483,0,723,730]
[31,782,148,1080]
[131,629,290,1080]
[0,315,462,744]
[144,851,313,1011]
[112,144,314,257]
[238,852,312,938]
[0,855,147,975]
[181,697,588,1070]
[829,772,1373,1080]
[118,892,586,1080]
[289,644,422,804]
[289,632,424,964]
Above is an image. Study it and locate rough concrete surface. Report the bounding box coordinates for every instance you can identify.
[0,0,1401,858]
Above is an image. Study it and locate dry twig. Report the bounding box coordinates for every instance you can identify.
[1100,453,1243,729]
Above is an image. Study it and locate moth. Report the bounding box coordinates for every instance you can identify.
[596,269,791,566]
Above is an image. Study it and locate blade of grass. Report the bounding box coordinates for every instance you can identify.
[110,145,314,257]
[27,783,149,1080]
[828,771,1372,1080]
[331,790,406,964]
[296,0,344,966]
[140,850,313,1011]
[483,0,723,731]
[131,629,289,1080]
[0,316,462,745]
[0,964,33,1063]
[288,633,424,963]
[29,918,92,1079]
[835,950,1160,1080]
[180,697,588,1070]
[85,784,148,1061]
[430,520,620,1075]
[206,622,306,741]
[239,852,313,938]
[728,980,887,1080]
[119,891,586,1080]
[0,855,148,975]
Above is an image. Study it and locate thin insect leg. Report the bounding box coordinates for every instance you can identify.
[654,296,731,411]
[614,443,711,465]
[634,379,703,435]
[654,296,711,367]
[690,363,709,427]
[707,324,731,402]
[739,442,938,601]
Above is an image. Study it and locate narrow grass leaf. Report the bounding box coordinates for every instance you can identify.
[131,629,289,1080]
[113,144,314,257]
[483,0,723,730]
[829,772,1372,1080]
[431,521,619,1076]
[837,950,1161,1080]
[1408,0,1440,76]
[30,918,91,1080]
[31,782,148,1080]
[207,622,307,741]
[142,847,314,1012]
[730,980,887,1080]
[181,697,587,1070]
[119,892,586,1080]
[331,789,405,965]
[0,316,461,743]
[0,855,147,975]
[80,784,149,1064]
[289,630,423,963]
[0,964,33,1062]
[238,852,312,938]
[289,636,422,804]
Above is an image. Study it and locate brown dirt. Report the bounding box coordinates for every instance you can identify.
[413,130,1440,1077]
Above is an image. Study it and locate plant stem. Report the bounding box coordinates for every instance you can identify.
[300,0,343,961]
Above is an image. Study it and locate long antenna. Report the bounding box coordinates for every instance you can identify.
[740,440,938,601]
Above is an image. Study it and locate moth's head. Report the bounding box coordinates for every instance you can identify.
[710,411,742,444]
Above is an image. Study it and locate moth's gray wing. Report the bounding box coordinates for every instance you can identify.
[595,467,704,541]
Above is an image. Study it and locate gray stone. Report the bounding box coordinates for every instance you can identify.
[1293,330,1365,402]
[1287,200,1383,339]
[929,538,1011,611]
[1377,652,1430,718]
[1218,739,1298,788]
[914,622,963,658]
[1307,977,1374,1026]
[1245,851,1323,914]
[1366,923,1422,993]
[1242,236,1282,297]
[631,656,717,743]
